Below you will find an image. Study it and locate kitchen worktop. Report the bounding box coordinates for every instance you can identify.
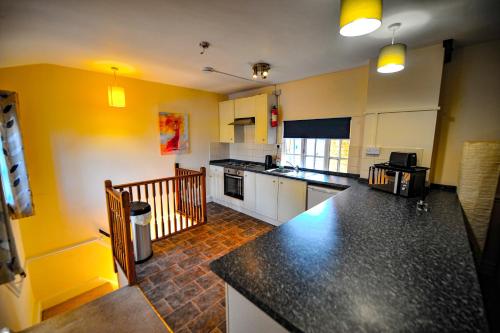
[210,181,488,332]
[209,159,358,189]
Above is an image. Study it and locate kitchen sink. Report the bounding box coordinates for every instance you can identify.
[266,168,294,174]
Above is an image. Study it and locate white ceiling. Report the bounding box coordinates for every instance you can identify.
[1,0,500,94]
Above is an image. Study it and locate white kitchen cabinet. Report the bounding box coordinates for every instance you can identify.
[243,171,256,211]
[219,100,235,143]
[255,173,279,220]
[209,165,224,202]
[234,96,255,118]
[254,93,273,144]
[277,178,307,223]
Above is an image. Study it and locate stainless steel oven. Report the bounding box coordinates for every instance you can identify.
[224,167,244,200]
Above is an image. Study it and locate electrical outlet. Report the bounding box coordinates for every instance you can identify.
[366,147,380,156]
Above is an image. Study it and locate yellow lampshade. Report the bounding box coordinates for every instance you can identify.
[108,86,126,107]
[339,0,382,37]
[377,43,407,74]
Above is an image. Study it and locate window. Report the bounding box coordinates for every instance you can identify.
[282,138,350,173]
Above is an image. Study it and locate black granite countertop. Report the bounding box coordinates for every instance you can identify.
[209,159,358,190]
[210,182,488,332]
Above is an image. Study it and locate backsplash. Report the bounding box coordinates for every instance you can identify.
[229,143,277,163]
[210,142,277,164]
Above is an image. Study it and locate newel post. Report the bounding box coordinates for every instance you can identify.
[104,180,117,272]
[200,167,207,223]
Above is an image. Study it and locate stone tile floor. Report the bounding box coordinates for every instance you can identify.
[136,202,274,333]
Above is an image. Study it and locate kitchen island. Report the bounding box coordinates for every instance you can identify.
[210,181,488,332]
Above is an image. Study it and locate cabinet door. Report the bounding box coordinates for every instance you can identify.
[208,166,216,201]
[277,178,307,223]
[219,100,235,143]
[255,173,278,220]
[209,166,224,202]
[243,171,256,211]
[235,96,255,118]
[254,94,269,144]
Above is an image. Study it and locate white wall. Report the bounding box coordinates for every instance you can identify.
[359,44,444,178]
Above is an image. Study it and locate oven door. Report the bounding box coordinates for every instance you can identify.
[224,174,244,200]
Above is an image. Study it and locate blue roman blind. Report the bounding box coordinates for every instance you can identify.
[283,117,351,139]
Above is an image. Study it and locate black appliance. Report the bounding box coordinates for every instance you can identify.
[389,152,417,168]
[368,163,428,197]
[265,155,273,170]
[224,167,244,200]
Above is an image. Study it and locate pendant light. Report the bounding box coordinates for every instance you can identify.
[108,67,126,107]
[377,23,407,74]
[339,0,382,37]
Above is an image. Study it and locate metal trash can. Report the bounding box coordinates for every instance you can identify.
[130,201,152,263]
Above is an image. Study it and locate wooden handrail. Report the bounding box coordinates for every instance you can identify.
[108,165,207,240]
[113,173,203,190]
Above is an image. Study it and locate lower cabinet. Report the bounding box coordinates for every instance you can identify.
[243,171,256,211]
[277,177,307,223]
[226,283,288,333]
[255,173,307,225]
[255,173,279,220]
[212,167,307,225]
[209,165,224,202]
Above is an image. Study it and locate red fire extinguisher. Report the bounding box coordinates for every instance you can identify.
[271,105,278,127]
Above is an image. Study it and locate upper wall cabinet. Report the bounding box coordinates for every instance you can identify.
[219,100,235,143]
[234,96,255,118]
[219,93,276,144]
[254,93,276,144]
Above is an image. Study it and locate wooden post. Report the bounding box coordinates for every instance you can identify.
[200,167,207,223]
[104,180,117,273]
[121,190,136,285]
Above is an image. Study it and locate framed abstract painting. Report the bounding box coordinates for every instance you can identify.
[159,112,189,155]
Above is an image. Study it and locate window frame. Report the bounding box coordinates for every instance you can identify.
[282,138,350,173]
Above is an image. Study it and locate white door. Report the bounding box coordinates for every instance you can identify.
[243,171,256,211]
[255,173,278,220]
[277,178,307,223]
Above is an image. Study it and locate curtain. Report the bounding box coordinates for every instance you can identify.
[0,91,33,284]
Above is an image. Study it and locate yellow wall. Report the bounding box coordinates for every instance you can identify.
[432,40,500,185]
[0,64,222,329]
[0,64,222,257]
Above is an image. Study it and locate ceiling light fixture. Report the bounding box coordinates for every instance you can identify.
[199,41,210,55]
[108,67,126,107]
[339,0,382,37]
[377,23,407,74]
[201,66,272,85]
[252,63,271,79]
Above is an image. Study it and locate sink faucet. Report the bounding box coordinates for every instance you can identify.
[286,161,300,172]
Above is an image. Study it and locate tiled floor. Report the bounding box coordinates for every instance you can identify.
[137,202,274,333]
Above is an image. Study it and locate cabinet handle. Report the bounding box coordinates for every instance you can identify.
[280,182,283,184]
[272,180,275,183]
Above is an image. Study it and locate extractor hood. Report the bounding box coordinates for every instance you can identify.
[229,117,255,126]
